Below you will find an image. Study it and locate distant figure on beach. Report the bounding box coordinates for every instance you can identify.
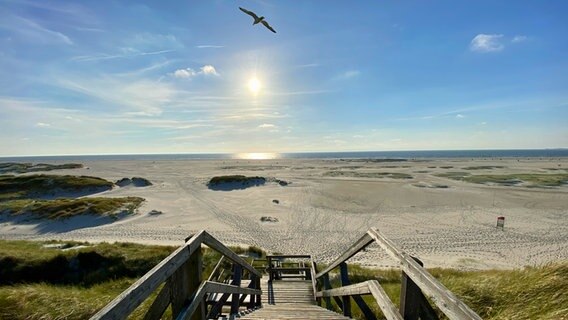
[239,7,277,33]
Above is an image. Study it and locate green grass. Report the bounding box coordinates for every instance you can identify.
[0,163,83,174]
[463,165,506,170]
[0,174,113,200]
[324,171,413,179]
[0,197,144,219]
[208,175,266,185]
[435,172,568,187]
[325,263,568,320]
[1,240,566,319]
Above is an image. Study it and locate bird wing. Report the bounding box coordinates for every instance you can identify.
[239,7,258,20]
[261,20,277,33]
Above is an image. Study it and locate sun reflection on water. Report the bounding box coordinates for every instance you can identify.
[234,153,280,160]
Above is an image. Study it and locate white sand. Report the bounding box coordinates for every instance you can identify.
[1,157,567,270]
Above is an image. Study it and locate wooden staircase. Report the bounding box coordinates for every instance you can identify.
[91,229,482,320]
[240,279,350,319]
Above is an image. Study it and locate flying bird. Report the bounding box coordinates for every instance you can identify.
[239,7,276,33]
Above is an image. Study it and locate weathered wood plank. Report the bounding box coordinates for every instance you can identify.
[230,264,242,315]
[142,281,171,320]
[89,231,205,320]
[339,263,351,317]
[367,228,482,320]
[316,282,371,297]
[201,232,261,278]
[315,233,374,279]
[368,280,404,320]
[180,282,261,320]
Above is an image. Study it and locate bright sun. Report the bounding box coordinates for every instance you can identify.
[248,77,261,95]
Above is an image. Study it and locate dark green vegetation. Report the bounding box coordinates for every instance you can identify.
[0,163,83,174]
[462,165,506,170]
[324,171,413,179]
[207,175,280,190]
[0,174,145,221]
[435,172,568,187]
[115,177,153,187]
[0,197,144,220]
[0,240,565,319]
[0,174,113,200]
[0,240,263,319]
[208,175,266,185]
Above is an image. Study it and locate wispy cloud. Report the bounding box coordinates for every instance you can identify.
[0,15,73,45]
[258,123,276,128]
[196,45,224,49]
[456,114,465,119]
[36,122,51,128]
[470,34,504,52]
[511,35,528,43]
[71,49,174,62]
[335,70,361,80]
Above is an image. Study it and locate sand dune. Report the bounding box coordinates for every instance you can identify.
[1,157,566,270]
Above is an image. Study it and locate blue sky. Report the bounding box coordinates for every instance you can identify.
[0,0,567,156]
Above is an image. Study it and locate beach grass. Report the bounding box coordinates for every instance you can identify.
[0,197,144,219]
[0,174,113,200]
[0,240,566,319]
[435,172,568,187]
[208,175,266,185]
[324,171,413,179]
[0,163,83,174]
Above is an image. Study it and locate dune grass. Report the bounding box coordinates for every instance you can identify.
[0,174,113,200]
[326,263,568,320]
[435,172,568,187]
[0,197,144,220]
[324,171,413,179]
[208,175,266,185]
[1,240,566,319]
[0,163,83,174]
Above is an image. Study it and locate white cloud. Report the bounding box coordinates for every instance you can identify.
[171,65,219,78]
[173,68,197,78]
[512,35,527,43]
[456,114,465,119]
[258,123,276,128]
[470,34,504,52]
[36,122,51,127]
[200,65,218,76]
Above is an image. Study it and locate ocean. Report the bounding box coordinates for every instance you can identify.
[1,149,567,162]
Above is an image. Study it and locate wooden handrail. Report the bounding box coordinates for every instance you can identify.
[366,228,481,320]
[315,232,374,279]
[313,228,482,320]
[178,281,261,320]
[91,231,261,320]
[315,281,403,319]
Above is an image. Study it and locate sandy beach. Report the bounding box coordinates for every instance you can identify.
[1,157,567,270]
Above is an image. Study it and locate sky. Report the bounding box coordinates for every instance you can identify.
[0,0,567,156]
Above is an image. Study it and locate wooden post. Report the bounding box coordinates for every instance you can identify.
[338,263,377,320]
[400,257,438,320]
[230,264,242,315]
[322,273,333,310]
[255,275,262,308]
[339,262,352,317]
[267,256,273,281]
[171,246,203,320]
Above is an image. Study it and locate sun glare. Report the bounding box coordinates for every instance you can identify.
[248,77,261,95]
[236,153,278,160]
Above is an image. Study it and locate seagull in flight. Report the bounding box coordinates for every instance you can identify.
[239,7,276,33]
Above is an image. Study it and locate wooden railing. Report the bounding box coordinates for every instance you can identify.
[90,230,262,320]
[313,227,482,320]
[266,255,312,281]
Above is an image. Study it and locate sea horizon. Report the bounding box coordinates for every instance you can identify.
[1,148,567,162]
